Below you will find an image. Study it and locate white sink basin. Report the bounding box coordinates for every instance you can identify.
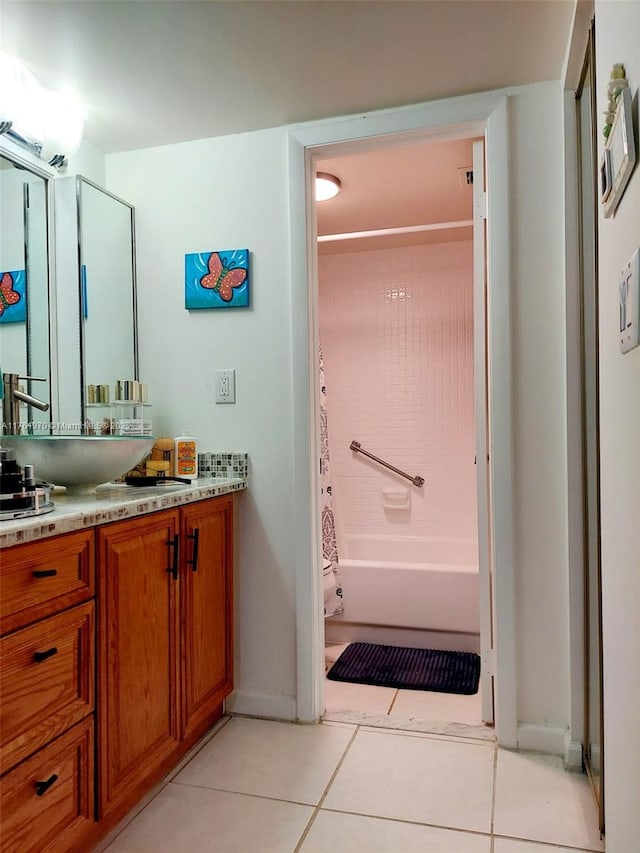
[2,435,155,491]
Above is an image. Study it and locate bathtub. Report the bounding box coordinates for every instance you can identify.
[326,535,480,652]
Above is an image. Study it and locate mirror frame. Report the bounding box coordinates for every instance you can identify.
[0,138,57,431]
[75,175,139,429]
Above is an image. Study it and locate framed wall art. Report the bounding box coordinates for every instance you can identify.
[185,249,250,309]
[603,86,636,218]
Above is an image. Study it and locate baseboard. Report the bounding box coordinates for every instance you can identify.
[226,689,297,721]
[517,723,569,755]
[564,735,584,771]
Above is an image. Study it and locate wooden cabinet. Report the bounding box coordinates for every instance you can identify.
[181,496,233,741]
[0,531,96,853]
[1,493,234,848]
[1,601,95,771]
[97,508,181,819]
[97,494,233,823]
[1,718,94,853]
[0,529,94,635]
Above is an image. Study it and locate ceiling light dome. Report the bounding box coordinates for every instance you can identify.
[316,172,341,201]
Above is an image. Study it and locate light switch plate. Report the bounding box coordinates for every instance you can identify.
[619,248,640,354]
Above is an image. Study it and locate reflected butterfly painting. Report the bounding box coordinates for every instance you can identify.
[185,249,250,309]
[0,270,26,324]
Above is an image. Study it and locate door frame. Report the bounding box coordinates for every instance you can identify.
[287,90,517,747]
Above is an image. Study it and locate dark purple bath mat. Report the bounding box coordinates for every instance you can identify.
[327,642,481,695]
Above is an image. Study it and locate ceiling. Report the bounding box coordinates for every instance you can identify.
[2,1,574,256]
[316,137,475,253]
[1,0,575,154]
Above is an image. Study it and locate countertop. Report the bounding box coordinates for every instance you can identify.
[0,477,246,548]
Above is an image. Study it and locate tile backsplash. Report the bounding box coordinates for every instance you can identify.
[198,452,248,480]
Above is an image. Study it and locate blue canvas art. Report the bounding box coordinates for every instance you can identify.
[185,249,250,309]
[0,270,26,324]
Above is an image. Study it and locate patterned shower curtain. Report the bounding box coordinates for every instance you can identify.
[319,346,343,617]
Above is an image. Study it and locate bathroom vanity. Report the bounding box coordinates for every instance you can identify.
[0,478,244,852]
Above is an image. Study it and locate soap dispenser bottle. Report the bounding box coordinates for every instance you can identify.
[175,431,198,481]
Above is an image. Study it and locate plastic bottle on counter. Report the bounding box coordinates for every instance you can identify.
[174,432,198,481]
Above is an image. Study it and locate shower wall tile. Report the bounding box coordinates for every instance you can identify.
[319,241,477,554]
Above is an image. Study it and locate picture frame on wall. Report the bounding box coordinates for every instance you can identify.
[599,149,612,203]
[603,86,637,218]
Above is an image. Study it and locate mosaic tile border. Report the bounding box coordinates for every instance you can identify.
[198,452,248,480]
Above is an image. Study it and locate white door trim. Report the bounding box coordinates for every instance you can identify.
[473,138,494,724]
[288,90,517,746]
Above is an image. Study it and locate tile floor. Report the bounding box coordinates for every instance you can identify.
[323,642,490,739]
[104,715,604,853]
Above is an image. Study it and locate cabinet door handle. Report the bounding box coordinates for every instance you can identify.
[33,647,58,663]
[32,569,58,578]
[186,528,200,572]
[34,774,58,796]
[166,534,180,580]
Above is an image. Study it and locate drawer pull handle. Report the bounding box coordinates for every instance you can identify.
[34,774,58,796]
[166,534,180,580]
[187,528,200,572]
[33,647,58,663]
[32,569,58,578]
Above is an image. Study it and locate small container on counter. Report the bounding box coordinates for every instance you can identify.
[175,433,197,481]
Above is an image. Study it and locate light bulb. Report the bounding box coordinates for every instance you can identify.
[316,173,341,201]
[40,88,84,162]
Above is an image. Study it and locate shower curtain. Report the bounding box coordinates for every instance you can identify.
[319,346,343,617]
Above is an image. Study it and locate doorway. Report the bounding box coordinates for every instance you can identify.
[311,134,494,734]
[288,94,516,747]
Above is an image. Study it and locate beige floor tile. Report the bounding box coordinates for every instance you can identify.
[494,839,595,853]
[324,676,397,714]
[173,717,353,805]
[300,810,491,852]
[324,643,348,664]
[392,687,483,725]
[323,728,494,833]
[494,750,604,851]
[105,783,313,852]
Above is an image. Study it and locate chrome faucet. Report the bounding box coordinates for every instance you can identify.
[2,373,50,434]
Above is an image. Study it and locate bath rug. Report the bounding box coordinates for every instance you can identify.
[326,642,480,695]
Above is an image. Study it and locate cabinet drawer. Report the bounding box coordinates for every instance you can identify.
[1,602,95,772]
[1,530,94,633]
[0,717,94,853]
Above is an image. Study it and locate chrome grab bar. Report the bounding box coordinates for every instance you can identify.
[349,440,424,488]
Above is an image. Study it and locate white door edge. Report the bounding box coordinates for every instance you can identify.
[473,138,495,725]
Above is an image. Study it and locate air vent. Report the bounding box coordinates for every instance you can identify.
[458,168,473,187]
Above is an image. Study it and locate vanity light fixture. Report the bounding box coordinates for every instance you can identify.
[0,52,84,168]
[315,172,341,201]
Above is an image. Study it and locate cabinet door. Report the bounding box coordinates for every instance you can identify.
[97,509,180,820]
[180,496,233,742]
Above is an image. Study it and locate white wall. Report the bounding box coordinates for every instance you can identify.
[594,3,640,849]
[509,83,571,732]
[106,81,571,733]
[106,129,299,718]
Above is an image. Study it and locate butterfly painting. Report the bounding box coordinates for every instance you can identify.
[185,249,250,310]
[0,270,26,324]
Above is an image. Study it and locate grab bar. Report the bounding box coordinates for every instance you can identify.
[349,440,424,488]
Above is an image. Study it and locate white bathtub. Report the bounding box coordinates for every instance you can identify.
[326,535,480,652]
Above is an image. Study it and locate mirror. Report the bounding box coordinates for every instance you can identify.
[78,178,138,426]
[55,175,138,433]
[0,151,52,434]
